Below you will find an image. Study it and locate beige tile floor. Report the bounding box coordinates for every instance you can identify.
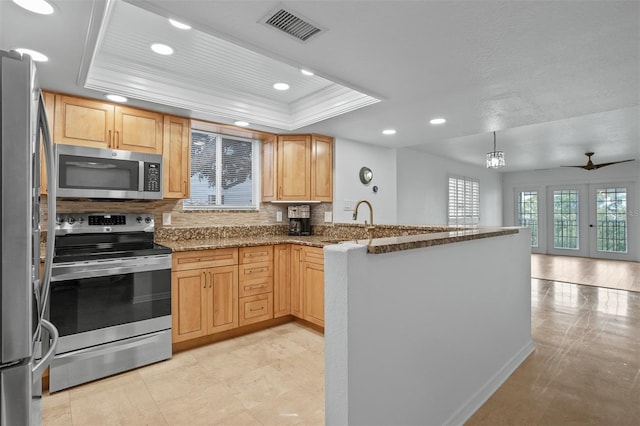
[43,278,640,425]
[43,323,325,426]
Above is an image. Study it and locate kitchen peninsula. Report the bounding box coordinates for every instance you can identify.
[324,227,532,426]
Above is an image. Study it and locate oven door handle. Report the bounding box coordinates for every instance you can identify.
[51,255,171,282]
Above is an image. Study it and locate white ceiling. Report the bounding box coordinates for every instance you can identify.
[1,0,638,172]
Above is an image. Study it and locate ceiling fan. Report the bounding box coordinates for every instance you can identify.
[562,152,636,171]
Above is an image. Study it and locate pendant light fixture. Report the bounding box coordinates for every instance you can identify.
[486,131,505,168]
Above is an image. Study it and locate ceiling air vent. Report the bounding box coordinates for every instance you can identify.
[261,7,324,43]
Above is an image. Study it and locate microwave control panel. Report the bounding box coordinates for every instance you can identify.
[144,162,161,192]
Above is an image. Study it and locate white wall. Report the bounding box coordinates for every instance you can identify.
[503,161,640,260]
[396,148,503,225]
[325,230,533,425]
[333,138,397,224]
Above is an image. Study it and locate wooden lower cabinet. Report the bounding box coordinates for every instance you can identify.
[303,261,324,327]
[239,293,274,326]
[273,244,291,317]
[290,245,324,327]
[172,249,239,343]
[290,245,303,317]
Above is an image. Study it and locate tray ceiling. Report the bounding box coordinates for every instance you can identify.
[85,0,379,130]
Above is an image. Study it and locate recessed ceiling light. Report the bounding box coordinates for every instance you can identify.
[430,118,446,125]
[12,0,54,15]
[151,43,174,55]
[14,48,48,62]
[105,94,128,103]
[273,83,290,91]
[234,121,249,127]
[382,129,396,135]
[300,69,314,76]
[169,19,191,30]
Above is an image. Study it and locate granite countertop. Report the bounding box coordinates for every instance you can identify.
[157,226,520,254]
[41,224,520,259]
[350,227,520,254]
[157,235,337,252]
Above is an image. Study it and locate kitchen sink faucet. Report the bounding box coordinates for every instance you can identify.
[352,199,375,241]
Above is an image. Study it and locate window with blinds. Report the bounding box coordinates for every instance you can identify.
[184,130,259,209]
[448,176,480,225]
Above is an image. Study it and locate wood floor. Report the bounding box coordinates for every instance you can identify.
[532,253,640,292]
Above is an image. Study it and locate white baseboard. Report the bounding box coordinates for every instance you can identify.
[444,340,536,426]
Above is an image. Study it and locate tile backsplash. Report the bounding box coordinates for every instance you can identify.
[41,197,333,228]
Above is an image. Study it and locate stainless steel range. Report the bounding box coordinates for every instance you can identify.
[48,213,171,392]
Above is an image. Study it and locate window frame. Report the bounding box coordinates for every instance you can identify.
[183,130,261,210]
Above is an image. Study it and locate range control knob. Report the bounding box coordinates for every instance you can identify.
[136,216,143,223]
[55,216,63,225]
[144,217,152,224]
[77,217,84,223]
[67,217,75,224]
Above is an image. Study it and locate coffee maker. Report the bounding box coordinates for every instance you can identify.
[288,205,311,236]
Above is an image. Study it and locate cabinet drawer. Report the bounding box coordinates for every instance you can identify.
[173,248,238,271]
[239,293,273,326]
[239,276,273,297]
[240,246,273,264]
[239,261,272,281]
[302,247,324,265]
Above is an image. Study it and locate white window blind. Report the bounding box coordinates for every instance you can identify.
[448,176,480,225]
[184,130,259,209]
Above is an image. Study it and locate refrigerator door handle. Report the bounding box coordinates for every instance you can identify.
[37,93,56,320]
[32,319,58,380]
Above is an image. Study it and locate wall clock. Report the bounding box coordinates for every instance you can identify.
[359,166,373,184]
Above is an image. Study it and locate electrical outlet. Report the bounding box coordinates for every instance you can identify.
[276,211,283,222]
[324,211,333,223]
[343,200,355,211]
[162,212,171,226]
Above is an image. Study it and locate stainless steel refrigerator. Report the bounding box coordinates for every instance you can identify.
[1,50,58,426]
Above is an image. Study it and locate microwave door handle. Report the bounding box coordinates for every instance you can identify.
[139,161,145,192]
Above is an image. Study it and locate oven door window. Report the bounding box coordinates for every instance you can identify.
[58,154,139,191]
[50,269,170,337]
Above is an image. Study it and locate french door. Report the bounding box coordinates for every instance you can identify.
[544,183,636,260]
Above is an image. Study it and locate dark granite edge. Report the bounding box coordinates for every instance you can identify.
[365,228,520,254]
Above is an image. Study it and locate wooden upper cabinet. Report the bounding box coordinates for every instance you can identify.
[311,134,333,202]
[262,133,333,202]
[163,115,191,198]
[53,95,163,154]
[54,95,114,148]
[278,135,311,201]
[115,106,163,154]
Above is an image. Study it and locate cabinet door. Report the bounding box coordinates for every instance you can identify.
[277,135,311,200]
[163,115,190,198]
[311,134,333,202]
[114,106,163,154]
[273,244,291,317]
[206,265,238,334]
[40,91,55,195]
[261,135,277,201]
[303,261,325,327]
[172,269,208,343]
[54,96,114,148]
[290,245,303,318]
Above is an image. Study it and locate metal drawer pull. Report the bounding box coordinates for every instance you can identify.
[246,284,266,290]
[247,267,267,274]
[249,306,264,312]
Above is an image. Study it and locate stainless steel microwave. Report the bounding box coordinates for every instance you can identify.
[55,145,163,199]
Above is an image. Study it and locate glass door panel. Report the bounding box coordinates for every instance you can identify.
[517,191,539,248]
[547,185,588,257]
[589,183,635,261]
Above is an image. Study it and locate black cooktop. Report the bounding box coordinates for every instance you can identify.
[53,232,171,263]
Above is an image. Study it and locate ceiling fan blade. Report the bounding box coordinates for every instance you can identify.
[560,165,590,169]
[593,159,636,169]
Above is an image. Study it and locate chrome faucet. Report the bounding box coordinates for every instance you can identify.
[352,199,375,241]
